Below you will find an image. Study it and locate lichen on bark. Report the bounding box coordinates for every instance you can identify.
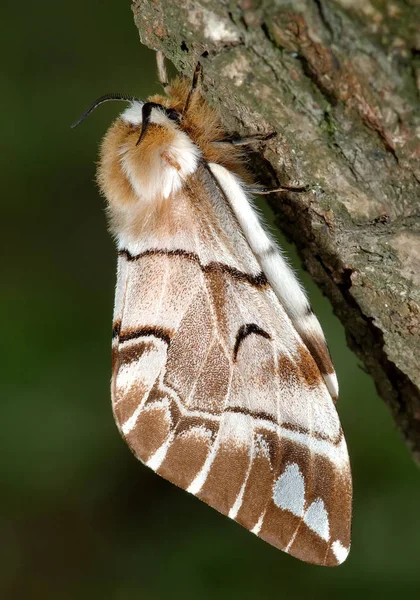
[131,0,420,460]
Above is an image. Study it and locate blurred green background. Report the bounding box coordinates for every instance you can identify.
[2,1,420,598]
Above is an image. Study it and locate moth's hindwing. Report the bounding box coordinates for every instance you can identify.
[111,167,351,566]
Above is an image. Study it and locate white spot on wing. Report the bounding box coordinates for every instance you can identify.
[251,512,265,535]
[332,540,349,564]
[303,499,330,541]
[122,404,143,435]
[254,433,271,460]
[146,434,174,471]
[272,463,305,517]
[187,442,217,496]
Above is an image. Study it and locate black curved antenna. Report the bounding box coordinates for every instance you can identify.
[71,93,141,129]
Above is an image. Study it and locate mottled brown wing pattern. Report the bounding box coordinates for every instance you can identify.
[76,57,353,567]
[111,247,351,566]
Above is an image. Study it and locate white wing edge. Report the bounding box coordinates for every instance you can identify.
[208,162,339,400]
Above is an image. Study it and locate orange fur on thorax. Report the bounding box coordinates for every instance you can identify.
[149,78,251,181]
[97,75,253,238]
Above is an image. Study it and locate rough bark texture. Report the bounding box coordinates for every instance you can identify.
[132,0,420,460]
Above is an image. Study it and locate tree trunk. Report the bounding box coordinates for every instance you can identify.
[131,0,420,460]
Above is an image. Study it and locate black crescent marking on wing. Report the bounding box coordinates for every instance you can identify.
[233,323,272,361]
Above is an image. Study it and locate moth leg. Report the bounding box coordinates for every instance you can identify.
[213,132,276,146]
[247,183,308,194]
[183,62,203,114]
[156,50,169,91]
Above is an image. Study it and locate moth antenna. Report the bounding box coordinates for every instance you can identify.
[71,93,140,129]
[156,50,169,90]
[136,102,162,146]
[183,62,203,115]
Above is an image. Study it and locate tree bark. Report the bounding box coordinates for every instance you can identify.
[132,0,420,460]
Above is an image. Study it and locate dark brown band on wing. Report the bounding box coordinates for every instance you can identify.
[280,421,343,444]
[225,405,343,444]
[117,340,156,366]
[226,405,277,425]
[119,247,195,262]
[203,261,267,287]
[118,248,268,288]
[299,332,335,377]
[174,415,219,440]
[118,326,172,346]
[233,323,272,360]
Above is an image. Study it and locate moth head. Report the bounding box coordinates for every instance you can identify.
[95,101,200,216]
[72,75,248,237]
[72,94,201,215]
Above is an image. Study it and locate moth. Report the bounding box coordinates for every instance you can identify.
[73,51,352,566]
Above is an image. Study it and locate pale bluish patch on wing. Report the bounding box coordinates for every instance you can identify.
[303,498,330,541]
[273,463,305,517]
